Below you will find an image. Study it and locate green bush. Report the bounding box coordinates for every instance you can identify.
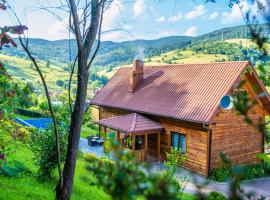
[27,126,67,179]
[84,153,99,163]
[205,191,227,200]
[88,143,185,200]
[243,163,265,180]
[1,160,30,177]
[209,168,230,182]
[264,162,270,174]
[56,80,64,87]
[16,108,44,118]
[210,163,267,182]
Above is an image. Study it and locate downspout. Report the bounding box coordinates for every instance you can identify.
[261,118,265,154]
[90,105,101,136]
[203,123,212,177]
[98,106,101,137]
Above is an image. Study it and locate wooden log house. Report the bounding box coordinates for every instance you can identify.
[90,60,270,176]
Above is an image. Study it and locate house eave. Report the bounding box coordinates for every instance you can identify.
[90,102,211,126]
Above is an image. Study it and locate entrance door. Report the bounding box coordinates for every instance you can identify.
[146,133,159,162]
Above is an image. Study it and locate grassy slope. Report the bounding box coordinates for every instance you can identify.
[0,142,110,200]
[225,38,270,48]
[2,38,266,84]
[0,54,100,98]
[224,39,258,48]
[0,142,195,200]
[148,50,228,64]
[0,54,70,90]
[81,125,99,139]
[9,113,33,120]
[98,49,229,79]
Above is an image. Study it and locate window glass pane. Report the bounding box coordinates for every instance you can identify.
[171,133,179,148]
[171,132,186,153]
[180,135,186,153]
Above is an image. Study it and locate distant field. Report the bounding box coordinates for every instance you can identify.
[225,38,270,50]
[148,50,228,64]
[1,41,267,93]
[0,54,70,89]
[0,54,96,96]
[97,49,229,79]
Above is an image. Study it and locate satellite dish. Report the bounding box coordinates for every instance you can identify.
[220,95,233,110]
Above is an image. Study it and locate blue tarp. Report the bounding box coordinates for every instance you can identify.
[15,117,53,129]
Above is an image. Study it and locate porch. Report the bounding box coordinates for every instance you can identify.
[95,113,163,162]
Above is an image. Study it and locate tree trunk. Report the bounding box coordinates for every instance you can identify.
[56,51,89,200]
[55,1,104,199]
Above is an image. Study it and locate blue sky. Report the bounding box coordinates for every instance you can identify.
[0,0,263,41]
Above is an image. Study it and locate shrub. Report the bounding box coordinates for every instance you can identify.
[243,163,265,180]
[209,168,230,182]
[56,80,64,87]
[88,145,184,200]
[16,108,44,118]
[205,191,227,200]
[210,162,267,182]
[27,126,67,179]
[0,118,19,171]
[1,160,30,177]
[165,147,186,168]
[84,153,99,163]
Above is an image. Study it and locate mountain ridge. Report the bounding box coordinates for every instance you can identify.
[1,23,269,69]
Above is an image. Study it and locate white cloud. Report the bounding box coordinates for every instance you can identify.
[185,5,206,20]
[221,4,243,24]
[47,0,125,41]
[47,17,69,40]
[102,31,126,41]
[156,30,178,38]
[221,1,261,24]
[168,12,182,22]
[103,0,124,29]
[208,12,219,20]
[101,0,127,41]
[183,26,197,36]
[157,16,166,23]
[133,0,146,18]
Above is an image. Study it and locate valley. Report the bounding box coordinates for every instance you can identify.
[1,24,270,97]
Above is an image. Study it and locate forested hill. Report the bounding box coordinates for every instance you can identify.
[1,24,269,69]
[2,36,192,67]
[193,23,270,43]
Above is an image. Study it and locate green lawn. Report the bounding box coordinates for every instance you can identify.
[0,142,196,200]
[145,49,228,65]
[81,124,99,139]
[9,113,33,120]
[0,142,110,200]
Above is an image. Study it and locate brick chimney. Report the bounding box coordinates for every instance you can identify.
[129,59,144,92]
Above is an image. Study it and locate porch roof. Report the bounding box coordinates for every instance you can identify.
[96,113,163,133]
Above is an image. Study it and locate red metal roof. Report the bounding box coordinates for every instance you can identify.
[91,61,252,124]
[96,113,163,133]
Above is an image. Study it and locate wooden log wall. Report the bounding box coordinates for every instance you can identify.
[159,119,209,176]
[96,106,210,176]
[210,72,266,170]
[210,109,264,169]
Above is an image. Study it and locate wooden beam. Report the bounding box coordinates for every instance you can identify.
[157,132,160,161]
[132,134,136,151]
[145,134,148,161]
[117,130,120,141]
[104,127,107,134]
